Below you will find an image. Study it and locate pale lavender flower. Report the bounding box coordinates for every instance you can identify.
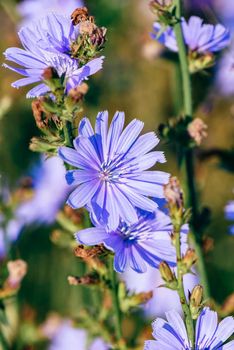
[152,16,230,54]
[59,111,170,231]
[3,14,104,98]
[122,264,198,318]
[76,208,187,273]
[0,156,69,258]
[49,321,109,350]
[145,307,234,349]
[18,0,84,27]
[225,199,234,235]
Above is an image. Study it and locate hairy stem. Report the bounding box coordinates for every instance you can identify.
[175,226,195,347]
[173,0,210,299]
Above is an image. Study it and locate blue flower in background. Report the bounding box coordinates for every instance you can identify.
[18,0,83,27]
[145,307,234,349]
[3,14,104,98]
[59,111,169,231]
[76,208,187,273]
[225,200,234,235]
[152,16,230,54]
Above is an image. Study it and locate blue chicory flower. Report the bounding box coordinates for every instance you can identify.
[18,0,84,27]
[49,321,109,350]
[225,200,234,235]
[145,307,234,349]
[152,16,230,54]
[59,111,170,231]
[76,208,187,273]
[3,13,104,98]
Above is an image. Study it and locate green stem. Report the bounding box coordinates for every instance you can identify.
[175,226,195,347]
[0,327,9,350]
[108,256,122,343]
[64,121,73,147]
[173,0,210,299]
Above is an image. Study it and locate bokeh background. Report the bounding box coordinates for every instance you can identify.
[0,0,234,348]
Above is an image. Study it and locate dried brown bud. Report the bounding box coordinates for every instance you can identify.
[164,177,184,209]
[202,236,214,254]
[79,20,96,35]
[71,7,89,25]
[182,248,197,270]
[31,98,49,129]
[5,260,27,289]
[188,118,208,146]
[67,275,99,286]
[42,67,54,80]
[74,245,107,275]
[90,26,107,47]
[68,83,89,103]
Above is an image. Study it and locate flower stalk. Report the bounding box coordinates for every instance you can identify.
[173,0,210,299]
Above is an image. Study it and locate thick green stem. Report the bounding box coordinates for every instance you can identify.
[108,257,122,343]
[175,227,195,347]
[173,0,210,299]
[0,327,9,350]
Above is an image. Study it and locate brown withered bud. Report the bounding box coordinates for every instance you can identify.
[68,275,99,286]
[164,177,184,209]
[74,244,106,259]
[31,98,49,129]
[68,83,89,103]
[79,20,96,35]
[42,67,55,80]
[202,236,214,254]
[71,7,89,25]
[90,26,107,47]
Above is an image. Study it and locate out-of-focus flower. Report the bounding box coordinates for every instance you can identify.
[59,111,169,231]
[152,16,230,72]
[0,156,69,258]
[152,16,230,54]
[5,259,27,289]
[3,14,104,98]
[48,320,109,350]
[76,208,188,273]
[225,199,234,235]
[188,118,208,146]
[144,307,234,349]
[122,266,198,318]
[18,0,84,27]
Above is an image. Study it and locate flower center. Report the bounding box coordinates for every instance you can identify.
[118,218,153,242]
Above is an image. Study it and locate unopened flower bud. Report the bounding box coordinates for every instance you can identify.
[190,285,203,319]
[6,260,27,289]
[67,275,99,286]
[159,262,177,290]
[71,7,89,25]
[182,248,197,271]
[188,118,208,146]
[150,0,173,12]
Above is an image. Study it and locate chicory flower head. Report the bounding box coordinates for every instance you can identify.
[152,16,230,54]
[18,0,83,26]
[76,208,188,273]
[59,111,170,231]
[145,307,234,349]
[3,13,104,98]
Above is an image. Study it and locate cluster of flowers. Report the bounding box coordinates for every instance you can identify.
[3,0,234,349]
